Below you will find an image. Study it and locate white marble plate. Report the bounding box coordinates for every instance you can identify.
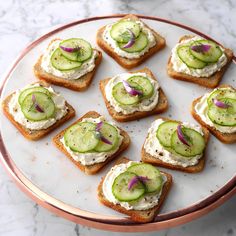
[0,16,235,228]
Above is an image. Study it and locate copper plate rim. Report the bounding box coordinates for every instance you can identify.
[0,14,236,230]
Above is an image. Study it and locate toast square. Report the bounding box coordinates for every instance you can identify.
[191,84,236,143]
[52,111,130,175]
[99,67,168,122]
[97,157,172,223]
[2,81,76,141]
[34,39,102,91]
[96,14,166,69]
[141,117,210,173]
[167,35,234,88]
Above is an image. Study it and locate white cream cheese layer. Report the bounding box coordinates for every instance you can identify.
[103,19,156,59]
[105,72,160,115]
[60,116,123,166]
[8,83,67,130]
[171,36,227,77]
[194,88,236,134]
[102,161,166,211]
[144,119,204,167]
[41,39,97,80]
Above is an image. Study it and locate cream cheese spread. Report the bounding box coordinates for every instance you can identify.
[194,88,236,133]
[41,39,97,80]
[102,161,166,211]
[171,36,227,77]
[144,119,204,167]
[105,72,160,115]
[8,83,67,130]
[103,19,156,59]
[60,116,123,166]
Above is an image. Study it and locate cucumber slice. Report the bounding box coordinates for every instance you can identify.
[112,82,143,105]
[110,20,141,43]
[118,32,148,53]
[190,40,223,63]
[21,92,55,121]
[64,122,99,153]
[112,172,145,202]
[177,46,207,69]
[94,123,119,152]
[127,163,163,193]
[171,127,205,157]
[208,98,236,126]
[207,88,236,106]
[59,38,93,62]
[127,76,153,99]
[156,121,179,147]
[51,48,82,71]
[18,86,51,105]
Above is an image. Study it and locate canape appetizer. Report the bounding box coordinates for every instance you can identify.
[53,111,130,174]
[142,118,210,173]
[97,157,172,223]
[192,85,236,143]
[97,14,165,69]
[167,35,233,88]
[34,38,102,91]
[99,68,168,122]
[2,82,75,140]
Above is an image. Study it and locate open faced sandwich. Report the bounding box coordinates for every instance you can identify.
[53,111,130,175]
[2,81,75,140]
[97,14,166,69]
[142,118,210,173]
[34,38,102,91]
[167,35,233,88]
[99,68,168,122]
[97,157,172,223]
[192,85,236,143]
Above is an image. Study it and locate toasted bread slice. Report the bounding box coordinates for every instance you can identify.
[53,111,130,175]
[97,157,172,223]
[34,39,102,91]
[99,68,168,122]
[2,81,76,141]
[96,14,166,69]
[191,84,236,143]
[141,117,210,173]
[167,35,234,88]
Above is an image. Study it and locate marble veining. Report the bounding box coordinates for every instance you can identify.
[0,0,236,235]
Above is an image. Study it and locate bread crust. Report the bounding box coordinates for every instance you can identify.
[96,14,166,69]
[99,67,168,122]
[52,111,130,175]
[167,35,234,88]
[1,81,76,141]
[191,84,236,143]
[97,157,172,223]
[34,41,102,91]
[141,117,210,173]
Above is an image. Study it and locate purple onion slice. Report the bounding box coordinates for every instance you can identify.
[128,176,150,190]
[59,45,81,53]
[32,94,44,113]
[95,122,112,145]
[122,80,143,96]
[177,125,190,147]
[213,98,231,109]
[122,29,135,49]
[191,44,211,53]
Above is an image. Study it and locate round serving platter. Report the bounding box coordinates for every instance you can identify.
[0,15,235,232]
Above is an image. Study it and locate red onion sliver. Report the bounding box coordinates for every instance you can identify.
[122,80,143,96]
[59,45,81,53]
[95,122,112,145]
[100,136,112,145]
[31,94,44,113]
[191,44,211,53]
[177,125,190,147]
[122,29,135,49]
[96,121,103,131]
[128,176,150,190]
[213,98,231,109]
